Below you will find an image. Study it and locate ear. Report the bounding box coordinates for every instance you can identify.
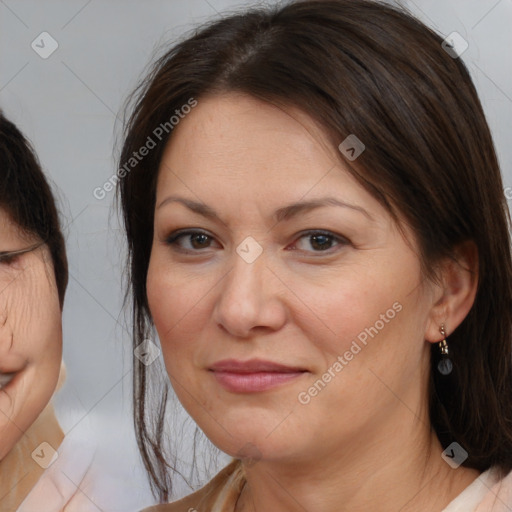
[425,240,478,342]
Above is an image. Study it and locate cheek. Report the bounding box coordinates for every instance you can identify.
[3,268,61,354]
[0,271,62,422]
[0,263,62,457]
[146,257,206,373]
[147,261,216,421]
[288,253,425,367]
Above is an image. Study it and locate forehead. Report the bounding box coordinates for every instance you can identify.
[0,207,37,246]
[156,93,366,203]
[167,93,333,160]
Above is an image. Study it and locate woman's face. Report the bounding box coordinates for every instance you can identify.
[147,93,440,463]
[0,209,62,460]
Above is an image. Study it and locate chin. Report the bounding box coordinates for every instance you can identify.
[201,418,298,462]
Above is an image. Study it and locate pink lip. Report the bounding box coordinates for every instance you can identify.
[209,359,307,393]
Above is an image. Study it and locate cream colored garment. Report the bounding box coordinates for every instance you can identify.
[0,402,64,511]
[1,361,148,512]
[475,470,512,511]
[16,421,97,512]
[0,360,100,512]
[442,467,500,512]
[144,460,512,512]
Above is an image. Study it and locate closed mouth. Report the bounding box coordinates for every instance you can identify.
[209,358,307,373]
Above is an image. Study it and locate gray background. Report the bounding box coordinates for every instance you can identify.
[1,0,511,509]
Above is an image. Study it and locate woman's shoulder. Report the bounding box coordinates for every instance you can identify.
[145,464,512,512]
[142,459,244,512]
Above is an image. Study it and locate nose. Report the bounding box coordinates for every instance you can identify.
[212,249,287,338]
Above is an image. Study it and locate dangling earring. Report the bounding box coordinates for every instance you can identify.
[437,324,453,375]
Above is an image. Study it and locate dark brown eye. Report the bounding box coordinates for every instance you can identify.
[189,233,212,249]
[291,230,349,253]
[309,234,334,251]
[165,230,217,252]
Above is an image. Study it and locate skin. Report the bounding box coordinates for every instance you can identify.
[0,208,62,461]
[147,92,480,511]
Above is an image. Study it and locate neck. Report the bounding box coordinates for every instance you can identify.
[235,409,480,512]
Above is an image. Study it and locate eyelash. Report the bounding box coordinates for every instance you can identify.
[164,229,350,255]
[0,253,18,265]
[0,243,42,266]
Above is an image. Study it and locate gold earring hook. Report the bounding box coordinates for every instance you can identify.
[439,323,449,355]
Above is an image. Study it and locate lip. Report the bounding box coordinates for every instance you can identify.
[209,359,307,373]
[209,359,308,393]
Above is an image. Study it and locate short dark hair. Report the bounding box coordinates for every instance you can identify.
[0,110,68,308]
[117,0,512,500]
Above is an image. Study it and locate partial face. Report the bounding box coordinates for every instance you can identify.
[0,209,62,460]
[147,93,437,463]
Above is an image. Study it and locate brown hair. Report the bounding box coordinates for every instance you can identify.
[117,0,512,500]
[0,111,68,308]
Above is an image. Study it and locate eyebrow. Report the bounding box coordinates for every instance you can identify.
[156,195,373,222]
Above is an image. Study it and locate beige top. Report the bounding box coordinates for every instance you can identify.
[0,403,64,511]
[0,401,101,512]
[142,460,245,512]
[143,460,512,512]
